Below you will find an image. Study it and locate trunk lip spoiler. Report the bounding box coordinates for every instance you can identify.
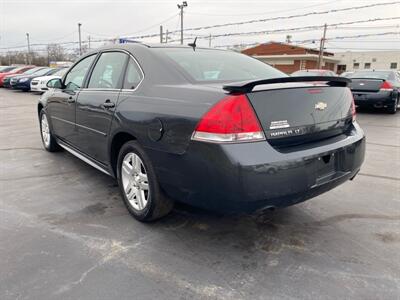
[223,76,351,93]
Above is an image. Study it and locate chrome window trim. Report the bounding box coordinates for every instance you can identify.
[83,49,145,93]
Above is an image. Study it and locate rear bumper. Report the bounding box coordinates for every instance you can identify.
[353,90,397,107]
[151,123,366,213]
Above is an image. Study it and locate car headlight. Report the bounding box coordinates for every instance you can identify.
[19,78,29,82]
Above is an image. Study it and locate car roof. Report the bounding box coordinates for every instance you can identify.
[83,42,227,56]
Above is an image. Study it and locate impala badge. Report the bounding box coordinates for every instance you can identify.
[315,102,328,111]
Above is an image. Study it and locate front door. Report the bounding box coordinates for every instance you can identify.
[48,54,97,146]
[75,51,128,164]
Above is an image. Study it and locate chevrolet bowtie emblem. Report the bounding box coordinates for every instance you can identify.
[315,102,328,111]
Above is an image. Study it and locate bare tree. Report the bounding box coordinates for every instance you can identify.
[47,44,67,62]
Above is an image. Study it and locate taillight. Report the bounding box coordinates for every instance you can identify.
[380,81,393,91]
[192,94,265,143]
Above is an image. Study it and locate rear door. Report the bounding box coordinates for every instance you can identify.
[75,51,128,163]
[48,54,97,145]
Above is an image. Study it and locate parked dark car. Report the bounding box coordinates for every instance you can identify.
[348,70,400,114]
[292,69,337,77]
[11,67,57,91]
[38,44,365,222]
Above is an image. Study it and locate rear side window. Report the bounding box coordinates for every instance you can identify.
[64,55,96,91]
[153,48,285,82]
[88,52,127,89]
[123,58,143,89]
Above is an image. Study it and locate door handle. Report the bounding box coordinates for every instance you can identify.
[103,99,115,109]
[67,96,75,103]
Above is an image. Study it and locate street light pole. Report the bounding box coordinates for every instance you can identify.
[177,1,188,45]
[26,33,31,64]
[78,23,82,55]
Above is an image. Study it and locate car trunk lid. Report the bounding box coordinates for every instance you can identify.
[349,78,384,92]
[223,77,354,148]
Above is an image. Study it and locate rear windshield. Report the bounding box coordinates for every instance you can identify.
[153,48,286,82]
[350,71,393,80]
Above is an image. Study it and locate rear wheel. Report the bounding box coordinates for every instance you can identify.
[117,141,173,222]
[39,110,60,152]
[387,96,398,114]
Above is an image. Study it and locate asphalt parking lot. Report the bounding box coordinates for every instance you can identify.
[0,88,399,300]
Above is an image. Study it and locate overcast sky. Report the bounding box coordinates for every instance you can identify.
[0,0,399,53]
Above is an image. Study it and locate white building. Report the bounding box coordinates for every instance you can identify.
[334,51,400,73]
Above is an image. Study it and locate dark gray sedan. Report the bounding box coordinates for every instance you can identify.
[349,70,400,114]
[38,44,365,222]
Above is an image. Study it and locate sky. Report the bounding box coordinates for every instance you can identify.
[0,0,399,54]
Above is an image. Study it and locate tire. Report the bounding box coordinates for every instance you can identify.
[387,97,398,114]
[39,110,60,152]
[117,140,173,222]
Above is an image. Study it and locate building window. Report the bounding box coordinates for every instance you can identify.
[372,58,377,62]
[390,62,397,69]
[364,63,371,69]
[353,62,359,69]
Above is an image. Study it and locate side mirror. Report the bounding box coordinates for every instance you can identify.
[47,78,63,89]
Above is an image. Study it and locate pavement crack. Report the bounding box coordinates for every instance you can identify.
[366,142,399,148]
[307,214,400,226]
[0,171,75,181]
[0,147,43,151]
[358,172,400,181]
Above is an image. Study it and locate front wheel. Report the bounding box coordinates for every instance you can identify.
[117,141,173,222]
[39,110,60,152]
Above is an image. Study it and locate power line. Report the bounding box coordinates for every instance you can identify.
[214,31,400,49]
[166,1,400,33]
[185,0,341,17]
[103,1,400,41]
[168,16,400,42]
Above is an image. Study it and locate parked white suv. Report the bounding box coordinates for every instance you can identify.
[30,68,68,93]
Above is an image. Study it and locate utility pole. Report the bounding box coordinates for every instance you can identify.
[165,29,169,43]
[88,35,91,50]
[209,34,212,48]
[26,33,31,64]
[177,1,188,45]
[317,23,327,69]
[78,23,82,55]
[160,26,164,43]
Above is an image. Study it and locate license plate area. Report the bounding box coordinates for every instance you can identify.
[313,151,343,186]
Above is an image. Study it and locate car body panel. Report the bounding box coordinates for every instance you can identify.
[38,43,366,213]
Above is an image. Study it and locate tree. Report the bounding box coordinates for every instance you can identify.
[47,44,67,62]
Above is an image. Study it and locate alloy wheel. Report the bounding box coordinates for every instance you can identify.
[41,113,51,148]
[121,152,150,211]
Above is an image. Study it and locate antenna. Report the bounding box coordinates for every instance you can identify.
[188,37,197,51]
